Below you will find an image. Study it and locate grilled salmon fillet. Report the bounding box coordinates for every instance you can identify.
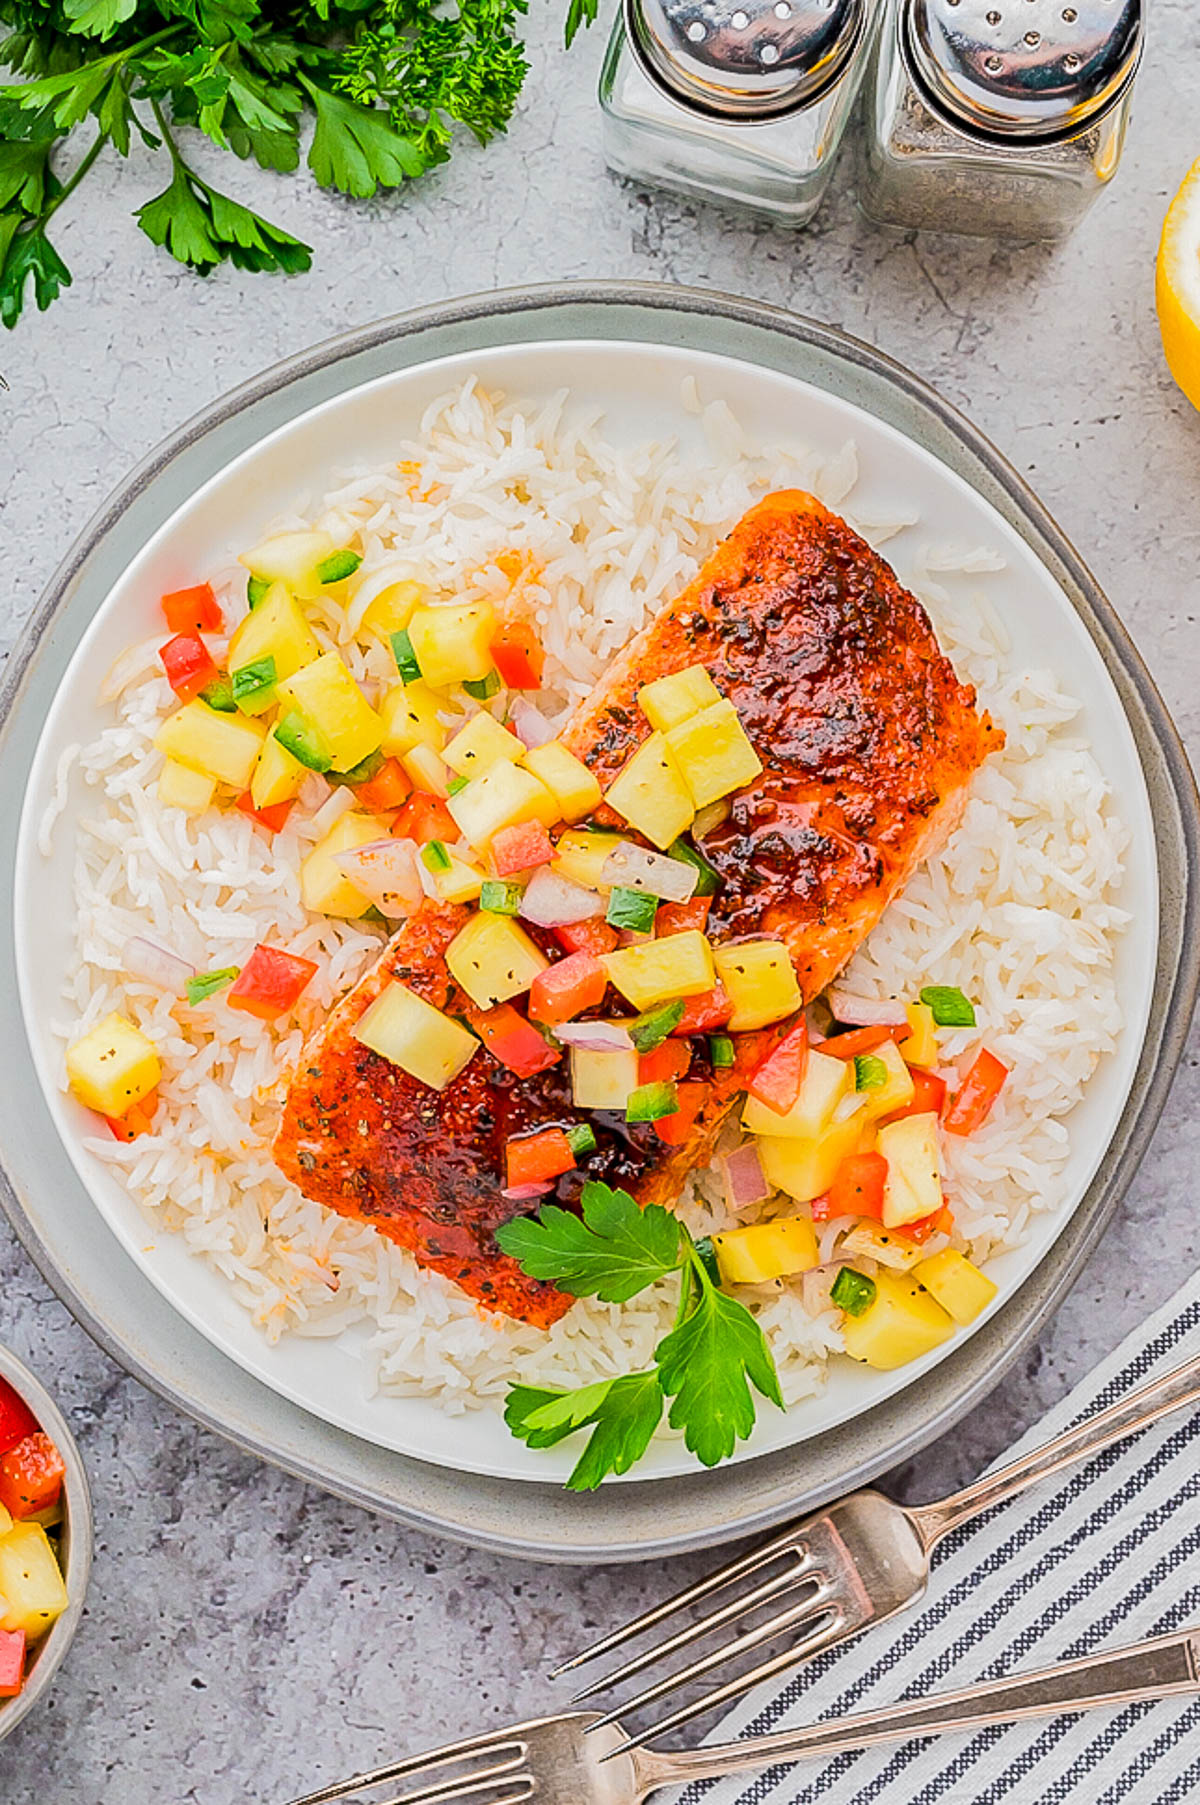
[274,490,1001,1327]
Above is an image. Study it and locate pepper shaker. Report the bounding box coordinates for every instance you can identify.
[856,0,1143,240]
[599,0,879,228]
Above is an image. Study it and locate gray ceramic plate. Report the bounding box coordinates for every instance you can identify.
[1,283,1196,1560]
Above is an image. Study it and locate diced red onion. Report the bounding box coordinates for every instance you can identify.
[825,988,909,1028]
[333,837,422,912]
[509,698,560,750]
[719,1142,771,1212]
[299,771,333,812]
[832,1091,872,1124]
[601,841,699,903]
[817,1214,862,1265]
[518,866,605,928]
[691,798,731,840]
[552,1021,635,1053]
[121,935,196,990]
[309,784,356,840]
[802,1266,838,1317]
[501,1181,556,1202]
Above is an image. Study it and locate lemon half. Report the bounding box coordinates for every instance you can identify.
[1157,158,1200,414]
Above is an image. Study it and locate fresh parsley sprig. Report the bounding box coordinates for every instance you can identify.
[496,1182,783,1490]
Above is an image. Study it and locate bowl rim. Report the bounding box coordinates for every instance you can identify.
[0,1344,93,1741]
[0,280,1195,1560]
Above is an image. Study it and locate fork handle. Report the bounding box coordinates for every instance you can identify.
[909,1347,1200,1548]
[641,1629,1200,1790]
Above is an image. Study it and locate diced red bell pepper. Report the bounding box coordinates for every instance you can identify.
[820,1023,909,1060]
[639,1040,692,1086]
[506,1126,575,1188]
[0,1432,65,1519]
[393,793,459,846]
[490,622,545,690]
[827,1151,888,1221]
[162,582,223,636]
[554,918,619,958]
[747,1018,809,1114]
[943,1047,1009,1137]
[0,1381,39,1460]
[235,792,295,835]
[653,1081,708,1147]
[810,1192,833,1223]
[355,756,412,814]
[880,1065,948,1126]
[656,898,712,937]
[226,945,319,1021]
[904,1203,956,1243]
[0,1629,26,1698]
[492,820,556,877]
[670,983,735,1037]
[730,1021,789,1083]
[159,633,219,702]
[105,1088,159,1143]
[528,952,607,1028]
[474,1004,562,1077]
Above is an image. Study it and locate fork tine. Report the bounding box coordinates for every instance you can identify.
[550,1528,807,1679]
[570,1551,821,1703]
[377,1765,534,1805]
[601,1607,849,1756]
[285,1733,527,1805]
[586,1586,838,1733]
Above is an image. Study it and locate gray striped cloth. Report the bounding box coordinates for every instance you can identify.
[674,1278,1200,1805]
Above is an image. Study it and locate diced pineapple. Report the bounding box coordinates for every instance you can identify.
[275,653,383,774]
[408,600,497,688]
[401,741,451,799]
[900,1001,938,1069]
[157,758,216,815]
[712,1217,819,1286]
[443,711,522,779]
[448,761,558,854]
[433,851,487,905]
[550,829,626,892]
[638,664,722,734]
[570,1043,640,1111]
[603,732,694,850]
[665,699,763,809]
[379,681,451,755]
[840,1269,954,1370]
[227,582,322,683]
[742,1048,850,1140]
[712,941,802,1032]
[240,530,337,601]
[913,1248,997,1325]
[857,1039,916,1123]
[353,981,478,1091]
[877,1112,942,1228]
[602,930,715,1012]
[154,700,268,789]
[758,1118,863,1205]
[250,730,307,811]
[66,1012,161,1118]
[446,912,549,1009]
[300,812,392,919]
[360,579,424,641]
[520,741,603,823]
[0,1523,69,1642]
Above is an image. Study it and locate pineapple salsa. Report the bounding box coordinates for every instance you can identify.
[0,1379,70,1705]
[67,528,1013,1381]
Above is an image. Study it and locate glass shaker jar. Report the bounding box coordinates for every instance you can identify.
[856,0,1143,241]
[599,0,877,228]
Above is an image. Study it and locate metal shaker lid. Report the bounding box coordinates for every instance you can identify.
[905,0,1142,141]
[624,0,868,121]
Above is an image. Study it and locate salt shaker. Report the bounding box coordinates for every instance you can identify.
[598,0,878,228]
[856,0,1143,240]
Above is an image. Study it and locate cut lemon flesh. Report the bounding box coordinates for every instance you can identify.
[1157,157,1200,413]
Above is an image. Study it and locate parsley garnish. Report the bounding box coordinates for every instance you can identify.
[496,1181,783,1489]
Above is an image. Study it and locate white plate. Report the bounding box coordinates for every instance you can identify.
[14,338,1158,1485]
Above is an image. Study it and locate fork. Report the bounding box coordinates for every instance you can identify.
[286,1626,1200,1804]
[554,1346,1200,1748]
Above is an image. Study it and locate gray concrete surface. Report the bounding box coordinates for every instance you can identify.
[0,3,1198,1799]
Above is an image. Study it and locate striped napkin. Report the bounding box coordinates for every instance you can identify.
[674,1277,1200,1805]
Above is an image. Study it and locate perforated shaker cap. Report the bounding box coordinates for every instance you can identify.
[624,0,868,121]
[904,0,1142,142]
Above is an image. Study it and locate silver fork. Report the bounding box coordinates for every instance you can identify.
[286,1627,1200,1804]
[555,1347,1200,1748]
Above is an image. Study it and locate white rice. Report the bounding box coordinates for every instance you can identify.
[49,378,1129,1421]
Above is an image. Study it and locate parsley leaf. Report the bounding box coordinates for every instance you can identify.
[0,215,69,324]
[564,0,597,47]
[302,78,423,196]
[505,1373,664,1491]
[656,1275,783,1468]
[136,153,310,274]
[495,1182,684,1303]
[61,0,136,42]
